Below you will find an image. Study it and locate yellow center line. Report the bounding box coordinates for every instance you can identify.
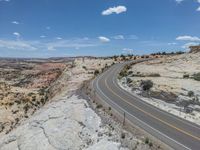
[104,74,200,142]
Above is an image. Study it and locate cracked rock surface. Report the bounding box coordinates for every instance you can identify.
[0,95,124,150]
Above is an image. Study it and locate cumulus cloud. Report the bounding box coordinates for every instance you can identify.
[102,6,127,15]
[98,36,110,43]
[12,21,19,25]
[113,35,124,40]
[13,32,21,39]
[176,35,200,41]
[182,42,199,49]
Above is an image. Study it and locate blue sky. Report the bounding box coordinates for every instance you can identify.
[0,0,200,57]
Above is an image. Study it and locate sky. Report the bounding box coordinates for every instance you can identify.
[0,0,200,58]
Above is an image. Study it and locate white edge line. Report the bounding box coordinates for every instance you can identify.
[93,70,191,150]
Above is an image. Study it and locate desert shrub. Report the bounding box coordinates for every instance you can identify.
[183,74,190,78]
[82,66,87,70]
[120,54,126,61]
[127,78,132,84]
[113,55,118,61]
[149,142,153,147]
[119,70,128,77]
[96,104,102,109]
[28,92,34,97]
[128,70,133,75]
[188,91,194,97]
[193,72,200,81]
[140,80,153,91]
[148,73,161,77]
[121,132,126,139]
[94,70,99,76]
[108,107,111,111]
[145,137,149,144]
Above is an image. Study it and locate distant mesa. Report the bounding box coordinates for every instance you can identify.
[189,45,200,53]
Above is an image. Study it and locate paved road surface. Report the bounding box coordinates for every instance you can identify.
[92,61,200,150]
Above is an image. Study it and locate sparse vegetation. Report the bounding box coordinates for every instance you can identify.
[145,137,149,144]
[82,66,87,70]
[94,70,100,76]
[183,74,190,78]
[140,80,153,91]
[188,91,194,97]
[96,104,103,109]
[148,73,160,77]
[121,132,126,139]
[193,72,200,81]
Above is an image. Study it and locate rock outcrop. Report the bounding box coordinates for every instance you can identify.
[0,95,123,150]
[189,45,200,53]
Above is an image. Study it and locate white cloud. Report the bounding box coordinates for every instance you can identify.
[0,38,98,52]
[113,35,124,40]
[56,37,62,40]
[122,48,134,54]
[46,39,96,50]
[175,0,184,3]
[98,36,110,43]
[168,42,177,45]
[12,21,19,25]
[176,35,200,41]
[182,42,199,49]
[13,32,21,39]
[128,35,138,40]
[0,40,37,51]
[102,6,127,15]
[40,35,46,38]
[197,6,200,11]
[0,0,10,2]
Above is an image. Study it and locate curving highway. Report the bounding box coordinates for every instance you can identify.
[92,61,200,150]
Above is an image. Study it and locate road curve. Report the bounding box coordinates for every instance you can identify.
[92,60,200,150]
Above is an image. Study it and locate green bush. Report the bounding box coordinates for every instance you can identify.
[121,132,126,139]
[127,78,132,84]
[148,73,161,77]
[96,104,103,109]
[140,80,153,91]
[149,142,153,147]
[183,74,189,78]
[193,72,200,81]
[188,91,194,97]
[82,66,87,70]
[145,137,149,144]
[94,70,99,76]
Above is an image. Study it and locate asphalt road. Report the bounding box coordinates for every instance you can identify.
[92,60,200,150]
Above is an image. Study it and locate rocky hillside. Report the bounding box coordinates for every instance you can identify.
[0,58,70,135]
[119,52,200,125]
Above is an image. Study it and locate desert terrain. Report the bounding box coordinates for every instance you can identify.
[119,50,200,125]
[0,57,161,150]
